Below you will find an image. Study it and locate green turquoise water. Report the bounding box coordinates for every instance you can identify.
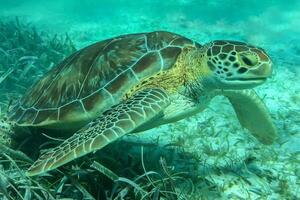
[0,1,299,199]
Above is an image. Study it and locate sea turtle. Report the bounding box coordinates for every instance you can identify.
[1,31,277,176]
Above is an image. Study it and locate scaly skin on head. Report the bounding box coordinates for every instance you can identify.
[196,40,273,90]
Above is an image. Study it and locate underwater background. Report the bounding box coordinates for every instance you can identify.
[0,0,299,199]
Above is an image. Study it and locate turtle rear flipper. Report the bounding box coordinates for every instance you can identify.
[223,89,277,145]
[26,88,170,176]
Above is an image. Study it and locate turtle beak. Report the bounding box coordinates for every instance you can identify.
[249,62,273,78]
[225,62,273,85]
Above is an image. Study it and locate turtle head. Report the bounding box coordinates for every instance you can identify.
[201,40,272,90]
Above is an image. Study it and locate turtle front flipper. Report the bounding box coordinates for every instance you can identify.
[26,88,170,176]
[222,89,277,145]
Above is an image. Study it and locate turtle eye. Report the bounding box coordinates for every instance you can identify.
[241,56,252,65]
[240,54,257,66]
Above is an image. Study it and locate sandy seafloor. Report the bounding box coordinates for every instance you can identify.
[0,0,300,199]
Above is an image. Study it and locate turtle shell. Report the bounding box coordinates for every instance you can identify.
[8,31,201,130]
